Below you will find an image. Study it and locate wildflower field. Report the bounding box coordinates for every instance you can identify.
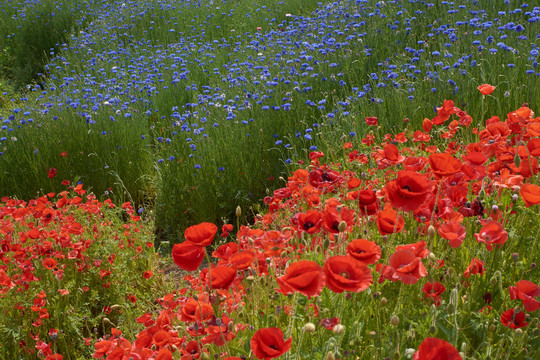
[1,0,540,359]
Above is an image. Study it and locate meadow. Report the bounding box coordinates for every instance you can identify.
[0,0,540,359]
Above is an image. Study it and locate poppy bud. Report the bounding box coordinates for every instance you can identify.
[333,324,345,334]
[102,318,115,327]
[338,221,347,233]
[461,342,467,353]
[323,238,330,250]
[515,328,523,335]
[266,188,270,195]
[429,252,437,261]
[489,324,497,332]
[246,275,255,282]
[429,325,437,335]
[235,206,242,217]
[110,304,121,311]
[303,322,316,333]
[381,297,388,305]
[428,225,436,239]
[514,154,521,168]
[201,354,210,360]
[390,315,399,327]
[228,321,234,332]
[326,351,335,360]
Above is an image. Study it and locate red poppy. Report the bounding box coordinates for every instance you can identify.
[509,280,540,312]
[437,222,466,248]
[413,337,462,360]
[429,153,462,178]
[184,222,217,247]
[520,183,540,207]
[463,258,485,278]
[474,220,508,251]
[402,156,427,172]
[376,204,405,235]
[276,260,325,298]
[365,116,378,126]
[179,298,214,322]
[155,349,173,360]
[220,223,233,237]
[346,239,381,265]
[322,206,355,234]
[228,251,255,270]
[422,118,433,132]
[422,282,446,306]
[478,84,496,95]
[500,308,528,329]
[42,258,57,270]
[47,167,57,179]
[388,249,427,284]
[297,210,323,234]
[153,330,171,347]
[207,266,237,290]
[356,189,379,215]
[323,256,373,293]
[142,271,153,279]
[172,241,206,271]
[385,171,432,212]
[212,242,239,260]
[396,240,430,259]
[250,327,292,360]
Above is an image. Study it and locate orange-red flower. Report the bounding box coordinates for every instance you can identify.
[184,222,217,247]
[297,210,323,234]
[385,171,432,212]
[207,266,237,290]
[346,239,381,265]
[376,204,405,235]
[509,280,540,312]
[478,84,496,95]
[429,153,462,178]
[422,282,446,306]
[356,189,379,215]
[323,256,373,293]
[276,260,325,298]
[365,116,378,126]
[463,258,485,278]
[520,183,540,207]
[250,327,292,360]
[388,249,427,284]
[413,337,462,360]
[179,298,214,322]
[500,308,528,329]
[474,220,508,251]
[172,241,205,271]
[437,222,466,248]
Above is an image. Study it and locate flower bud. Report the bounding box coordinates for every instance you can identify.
[333,324,345,334]
[511,253,519,261]
[338,221,348,233]
[489,324,497,332]
[326,351,335,360]
[235,206,242,218]
[514,154,521,168]
[381,297,388,305]
[303,322,316,333]
[390,315,400,327]
[200,353,211,360]
[427,225,436,239]
[429,252,437,262]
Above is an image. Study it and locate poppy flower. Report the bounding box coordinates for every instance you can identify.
[388,249,427,284]
[155,349,173,360]
[297,210,323,234]
[385,171,432,212]
[47,167,57,179]
[322,207,355,234]
[437,222,466,248]
[346,239,381,265]
[276,260,325,298]
[323,256,373,293]
[396,240,430,259]
[228,251,255,270]
[184,222,217,247]
[153,330,171,347]
[463,258,485,278]
[413,337,462,360]
[474,220,508,251]
[357,189,379,215]
[207,266,237,290]
[500,308,528,329]
[172,241,205,271]
[179,298,214,322]
[142,271,153,279]
[402,156,427,172]
[42,258,57,270]
[422,282,446,306]
[220,223,233,238]
[429,153,462,178]
[365,116,378,126]
[478,84,496,95]
[250,327,292,360]
[509,280,540,312]
[520,183,540,207]
[376,204,405,235]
